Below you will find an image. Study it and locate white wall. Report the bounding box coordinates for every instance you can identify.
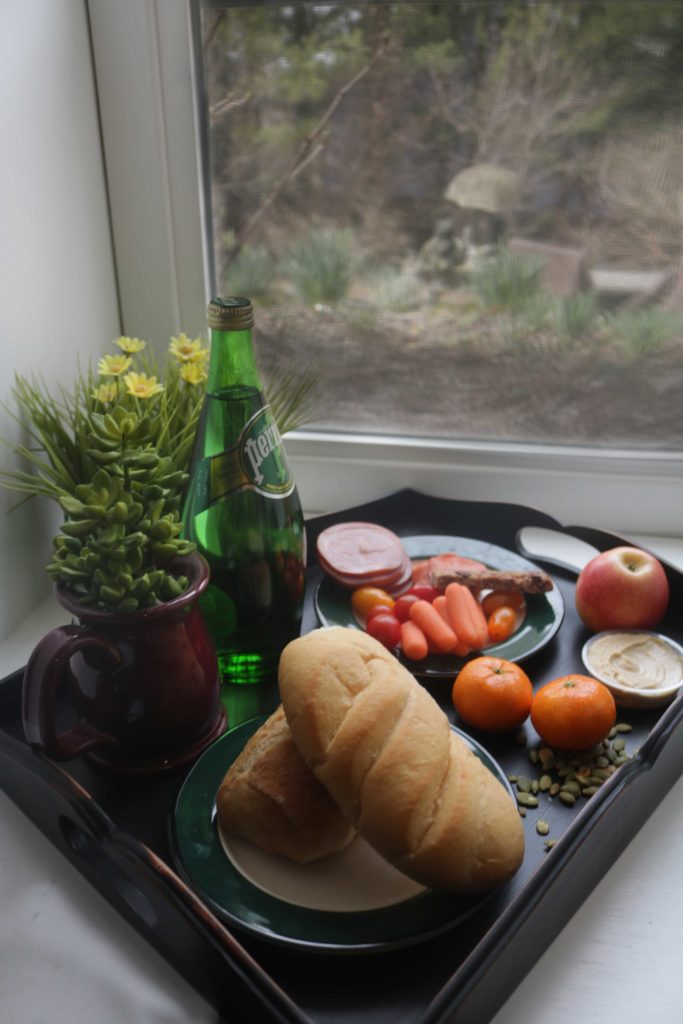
[0,0,120,643]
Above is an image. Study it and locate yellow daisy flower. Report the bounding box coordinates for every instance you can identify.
[115,335,146,354]
[191,345,210,367]
[179,361,207,385]
[98,354,132,377]
[91,382,118,403]
[123,372,164,399]
[169,333,205,363]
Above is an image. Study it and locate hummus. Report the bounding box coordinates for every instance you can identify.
[587,632,683,691]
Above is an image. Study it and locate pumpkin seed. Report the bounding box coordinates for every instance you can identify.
[531,779,540,795]
[615,723,633,733]
[595,755,610,768]
[614,754,629,766]
[539,774,553,792]
[549,783,560,797]
[539,750,557,770]
[516,776,532,793]
[516,792,539,808]
[561,780,581,796]
[544,839,558,850]
[612,737,626,752]
[518,806,527,818]
[529,748,539,765]
[581,786,599,797]
[536,820,550,836]
[559,791,576,806]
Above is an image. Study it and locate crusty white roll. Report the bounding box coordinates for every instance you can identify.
[216,705,355,863]
[278,627,524,891]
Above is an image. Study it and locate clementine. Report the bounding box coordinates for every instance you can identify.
[530,674,616,751]
[451,656,533,732]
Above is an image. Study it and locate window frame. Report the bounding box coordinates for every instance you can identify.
[88,0,683,536]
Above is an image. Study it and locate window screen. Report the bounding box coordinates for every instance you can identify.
[198,1,683,450]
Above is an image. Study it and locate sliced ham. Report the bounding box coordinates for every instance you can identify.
[316,522,410,591]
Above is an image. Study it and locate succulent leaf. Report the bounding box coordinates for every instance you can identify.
[86,449,123,465]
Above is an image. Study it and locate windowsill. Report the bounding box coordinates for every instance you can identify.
[0,596,66,681]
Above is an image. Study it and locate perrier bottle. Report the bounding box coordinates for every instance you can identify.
[182,297,306,684]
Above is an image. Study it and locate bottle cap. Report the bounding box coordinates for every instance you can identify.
[207,297,254,331]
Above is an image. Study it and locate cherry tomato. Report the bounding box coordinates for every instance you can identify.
[481,590,526,617]
[366,613,402,650]
[393,593,421,622]
[407,584,439,603]
[351,586,395,623]
[365,603,395,623]
[487,606,517,643]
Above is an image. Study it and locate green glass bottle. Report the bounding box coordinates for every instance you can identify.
[182,297,306,684]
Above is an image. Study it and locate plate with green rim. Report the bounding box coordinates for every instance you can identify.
[314,534,564,677]
[170,714,515,954]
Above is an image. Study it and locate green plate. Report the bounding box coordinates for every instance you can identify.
[315,534,564,677]
[170,715,515,954]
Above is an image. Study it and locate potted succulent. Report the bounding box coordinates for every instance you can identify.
[1,334,226,773]
[3,334,209,609]
[2,333,320,774]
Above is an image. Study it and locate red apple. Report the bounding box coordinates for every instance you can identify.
[575,546,669,632]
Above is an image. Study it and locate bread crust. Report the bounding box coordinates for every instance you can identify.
[279,628,524,891]
[216,705,355,863]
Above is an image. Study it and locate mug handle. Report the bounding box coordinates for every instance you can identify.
[22,624,122,760]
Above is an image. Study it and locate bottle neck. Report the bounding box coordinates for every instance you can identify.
[207,326,261,394]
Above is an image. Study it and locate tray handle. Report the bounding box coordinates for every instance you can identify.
[0,727,310,1024]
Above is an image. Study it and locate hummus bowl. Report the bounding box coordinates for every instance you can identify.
[582,630,683,709]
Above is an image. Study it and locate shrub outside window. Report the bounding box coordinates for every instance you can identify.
[200,1,683,452]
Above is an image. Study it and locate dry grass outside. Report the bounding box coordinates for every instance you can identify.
[254,290,683,449]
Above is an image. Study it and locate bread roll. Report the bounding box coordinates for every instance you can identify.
[216,705,355,863]
[278,627,524,891]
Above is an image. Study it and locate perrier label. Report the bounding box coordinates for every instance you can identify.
[209,405,294,503]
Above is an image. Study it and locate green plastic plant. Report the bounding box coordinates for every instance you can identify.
[47,409,196,611]
[2,332,321,612]
[1,335,208,611]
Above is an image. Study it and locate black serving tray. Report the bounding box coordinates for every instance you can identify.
[1,489,682,1024]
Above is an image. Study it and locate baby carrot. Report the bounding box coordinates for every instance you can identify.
[433,595,452,626]
[409,599,459,654]
[444,583,490,650]
[433,595,471,656]
[400,620,429,661]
